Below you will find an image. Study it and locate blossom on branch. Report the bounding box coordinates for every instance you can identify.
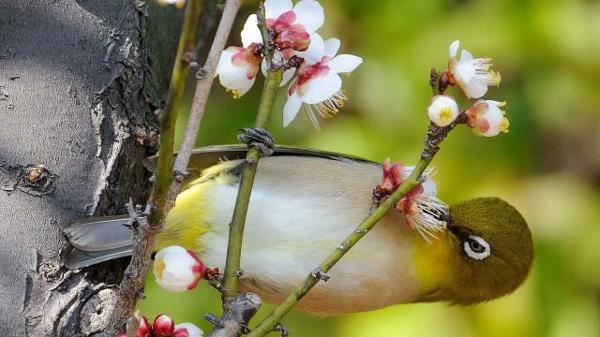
[216,0,324,98]
[466,100,509,137]
[447,40,501,99]
[374,159,448,242]
[427,95,459,127]
[174,323,204,337]
[116,313,203,337]
[153,246,206,292]
[283,34,362,129]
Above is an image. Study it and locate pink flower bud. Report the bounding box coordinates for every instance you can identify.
[153,246,207,292]
[137,315,151,337]
[174,322,204,337]
[152,314,175,337]
[466,100,509,137]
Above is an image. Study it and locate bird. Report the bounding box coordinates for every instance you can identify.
[63,145,533,315]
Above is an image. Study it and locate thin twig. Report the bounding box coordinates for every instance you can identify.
[166,0,242,211]
[104,1,204,334]
[245,121,458,337]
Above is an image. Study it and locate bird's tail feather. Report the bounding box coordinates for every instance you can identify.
[63,216,133,269]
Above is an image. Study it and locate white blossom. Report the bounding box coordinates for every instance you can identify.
[427,95,459,127]
[153,246,205,292]
[283,34,362,129]
[448,40,501,99]
[175,322,204,337]
[216,0,324,97]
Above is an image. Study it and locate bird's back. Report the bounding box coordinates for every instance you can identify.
[161,155,423,314]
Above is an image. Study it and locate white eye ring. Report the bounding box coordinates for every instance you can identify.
[463,235,491,260]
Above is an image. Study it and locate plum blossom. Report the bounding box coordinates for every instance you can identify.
[466,100,509,137]
[153,314,175,336]
[244,0,325,53]
[427,95,459,127]
[283,34,362,129]
[447,40,501,99]
[116,313,203,337]
[153,246,206,292]
[216,0,324,98]
[375,159,448,242]
[216,43,263,99]
[174,323,204,337]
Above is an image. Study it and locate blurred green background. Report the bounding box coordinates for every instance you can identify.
[139,0,600,336]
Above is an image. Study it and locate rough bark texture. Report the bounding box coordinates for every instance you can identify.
[0,0,180,335]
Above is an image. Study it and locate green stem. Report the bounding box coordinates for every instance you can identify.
[222,68,283,299]
[246,158,431,337]
[150,0,202,223]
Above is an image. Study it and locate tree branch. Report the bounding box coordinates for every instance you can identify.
[221,69,283,300]
[167,0,242,210]
[246,120,459,337]
[104,0,205,334]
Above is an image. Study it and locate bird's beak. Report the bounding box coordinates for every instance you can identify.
[438,212,462,239]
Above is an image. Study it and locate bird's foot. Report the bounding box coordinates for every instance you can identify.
[311,268,330,282]
[123,198,149,231]
[273,323,289,337]
[205,313,224,328]
[238,127,275,156]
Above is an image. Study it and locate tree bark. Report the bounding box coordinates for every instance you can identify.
[0,1,180,335]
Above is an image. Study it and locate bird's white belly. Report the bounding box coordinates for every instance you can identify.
[198,175,421,314]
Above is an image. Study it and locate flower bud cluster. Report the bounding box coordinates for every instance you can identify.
[426,41,508,137]
[116,313,203,337]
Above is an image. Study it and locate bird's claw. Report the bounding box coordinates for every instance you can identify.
[311,268,330,282]
[205,313,224,328]
[273,323,289,337]
[238,128,275,156]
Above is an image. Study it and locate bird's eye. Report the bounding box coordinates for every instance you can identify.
[463,235,491,260]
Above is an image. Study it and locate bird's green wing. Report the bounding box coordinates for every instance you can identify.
[64,146,377,269]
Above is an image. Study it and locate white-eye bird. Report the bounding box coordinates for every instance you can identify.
[64,145,533,315]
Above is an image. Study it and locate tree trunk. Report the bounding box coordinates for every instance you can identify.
[0,1,180,335]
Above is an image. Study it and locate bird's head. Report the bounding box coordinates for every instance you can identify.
[413,197,533,305]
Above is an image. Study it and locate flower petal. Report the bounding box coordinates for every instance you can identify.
[460,49,473,61]
[302,71,342,104]
[463,77,488,99]
[283,93,303,126]
[449,40,460,58]
[295,33,324,64]
[241,14,262,47]
[453,60,476,83]
[175,323,204,337]
[324,38,341,57]
[216,50,256,97]
[328,54,362,74]
[265,0,293,18]
[281,67,296,87]
[293,0,324,32]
